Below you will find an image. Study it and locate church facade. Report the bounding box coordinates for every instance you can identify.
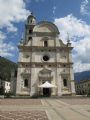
[16,14,75,96]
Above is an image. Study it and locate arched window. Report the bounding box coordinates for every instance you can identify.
[24,79,28,87]
[44,40,48,47]
[63,79,67,87]
[31,19,32,23]
[29,29,32,34]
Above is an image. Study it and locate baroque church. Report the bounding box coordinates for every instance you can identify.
[14,13,75,96]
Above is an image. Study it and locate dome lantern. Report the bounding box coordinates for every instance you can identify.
[27,12,36,25]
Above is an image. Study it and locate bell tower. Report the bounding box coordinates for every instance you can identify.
[24,13,36,43]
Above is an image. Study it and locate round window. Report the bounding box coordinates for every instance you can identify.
[43,55,49,61]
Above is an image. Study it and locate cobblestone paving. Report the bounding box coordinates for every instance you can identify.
[0,99,41,105]
[0,111,48,120]
[60,98,90,105]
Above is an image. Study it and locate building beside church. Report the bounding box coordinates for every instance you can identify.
[0,79,10,93]
[75,79,90,95]
[15,13,75,96]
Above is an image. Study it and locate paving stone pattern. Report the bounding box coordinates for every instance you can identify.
[0,99,41,105]
[0,111,48,120]
[60,98,90,105]
[0,98,90,120]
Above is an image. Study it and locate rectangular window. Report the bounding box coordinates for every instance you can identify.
[28,37,32,40]
[63,79,67,87]
[24,79,28,87]
[44,41,48,47]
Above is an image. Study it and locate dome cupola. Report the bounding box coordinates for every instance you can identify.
[27,12,36,25]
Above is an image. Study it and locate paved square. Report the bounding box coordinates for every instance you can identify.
[0,98,90,120]
[59,98,90,105]
[0,99,42,105]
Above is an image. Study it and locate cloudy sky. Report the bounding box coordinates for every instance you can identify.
[0,0,90,73]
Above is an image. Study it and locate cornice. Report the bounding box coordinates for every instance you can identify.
[18,62,73,68]
[18,45,73,51]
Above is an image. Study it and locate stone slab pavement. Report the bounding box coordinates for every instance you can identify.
[0,98,90,120]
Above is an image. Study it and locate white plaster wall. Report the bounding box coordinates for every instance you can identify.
[5,81,10,93]
[32,52,56,63]
[32,36,56,47]
[19,52,31,62]
[32,36,42,46]
[18,52,22,62]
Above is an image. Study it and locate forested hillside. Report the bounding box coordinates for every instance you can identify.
[74,71,90,82]
[0,56,17,81]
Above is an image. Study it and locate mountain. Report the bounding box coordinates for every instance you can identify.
[0,56,17,81]
[74,71,90,82]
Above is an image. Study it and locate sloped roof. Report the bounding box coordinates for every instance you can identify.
[38,81,57,88]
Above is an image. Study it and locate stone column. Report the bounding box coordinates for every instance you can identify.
[16,68,22,95]
[57,69,62,96]
[70,67,76,95]
[30,68,36,96]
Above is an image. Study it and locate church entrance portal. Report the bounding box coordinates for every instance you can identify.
[43,88,51,96]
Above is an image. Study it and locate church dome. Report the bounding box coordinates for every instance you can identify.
[33,21,59,34]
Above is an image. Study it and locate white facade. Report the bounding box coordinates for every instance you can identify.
[16,14,76,96]
[4,81,10,93]
[0,79,10,93]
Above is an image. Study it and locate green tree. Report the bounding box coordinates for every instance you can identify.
[0,86,4,95]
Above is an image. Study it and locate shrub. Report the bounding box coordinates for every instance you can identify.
[4,92,13,98]
[0,86,4,95]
